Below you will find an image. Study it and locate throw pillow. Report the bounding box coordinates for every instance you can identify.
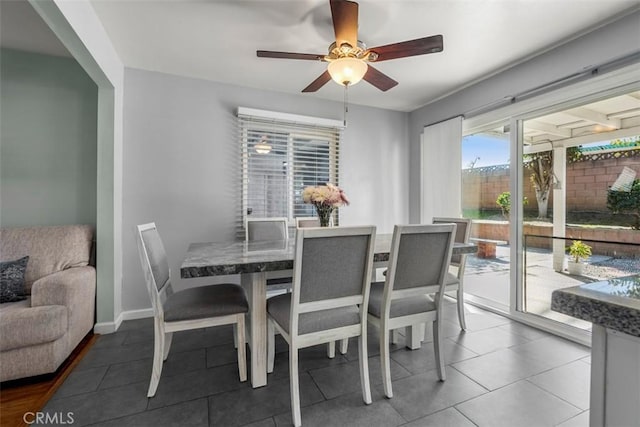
[0,256,29,303]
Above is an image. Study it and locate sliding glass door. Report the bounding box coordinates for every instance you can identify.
[516,90,640,332]
[461,84,639,340]
[461,129,511,312]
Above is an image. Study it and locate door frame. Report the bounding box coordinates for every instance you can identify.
[462,63,640,345]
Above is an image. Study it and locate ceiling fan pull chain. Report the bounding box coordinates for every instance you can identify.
[343,83,349,127]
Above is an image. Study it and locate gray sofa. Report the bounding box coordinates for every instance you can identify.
[0,225,96,382]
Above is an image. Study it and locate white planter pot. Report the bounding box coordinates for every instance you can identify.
[567,260,585,276]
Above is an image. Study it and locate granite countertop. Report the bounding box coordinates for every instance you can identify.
[181,233,477,279]
[551,275,640,337]
[181,238,296,278]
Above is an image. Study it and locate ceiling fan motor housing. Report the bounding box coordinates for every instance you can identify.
[325,41,370,62]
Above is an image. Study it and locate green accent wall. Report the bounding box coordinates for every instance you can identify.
[1,48,98,227]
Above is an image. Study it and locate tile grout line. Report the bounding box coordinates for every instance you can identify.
[524,378,586,413]
[453,406,481,426]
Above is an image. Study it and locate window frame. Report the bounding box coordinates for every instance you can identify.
[238,108,343,237]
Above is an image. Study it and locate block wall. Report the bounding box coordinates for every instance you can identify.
[462,152,640,213]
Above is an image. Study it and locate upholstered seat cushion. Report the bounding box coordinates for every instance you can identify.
[164,283,248,322]
[368,282,435,319]
[0,301,67,351]
[267,293,360,335]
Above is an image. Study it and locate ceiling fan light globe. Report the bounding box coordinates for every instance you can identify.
[328,57,368,86]
[255,143,272,154]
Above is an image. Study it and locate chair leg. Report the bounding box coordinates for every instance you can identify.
[236,314,247,382]
[380,327,393,398]
[267,319,275,374]
[433,320,446,381]
[358,333,372,404]
[290,347,302,427]
[339,338,349,354]
[162,332,173,361]
[148,321,165,397]
[391,329,401,345]
[327,341,336,359]
[457,288,467,331]
[233,324,238,349]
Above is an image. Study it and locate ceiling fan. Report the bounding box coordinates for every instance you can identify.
[257,0,443,93]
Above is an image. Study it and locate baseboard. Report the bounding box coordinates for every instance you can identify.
[93,308,153,334]
[93,321,117,334]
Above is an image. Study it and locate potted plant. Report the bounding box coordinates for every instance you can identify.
[566,240,592,275]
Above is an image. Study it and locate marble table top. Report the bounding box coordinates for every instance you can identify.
[551,275,640,337]
[181,233,477,279]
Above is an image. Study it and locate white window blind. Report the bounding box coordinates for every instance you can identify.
[238,109,342,236]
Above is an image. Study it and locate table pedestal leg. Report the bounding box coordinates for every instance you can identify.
[405,324,425,350]
[241,272,267,388]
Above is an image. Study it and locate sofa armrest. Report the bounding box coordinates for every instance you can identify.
[31,267,96,338]
[31,267,96,307]
[0,305,68,351]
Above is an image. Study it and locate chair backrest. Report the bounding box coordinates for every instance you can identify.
[383,224,455,308]
[136,222,173,318]
[432,217,472,267]
[290,226,376,335]
[295,217,320,228]
[246,217,289,242]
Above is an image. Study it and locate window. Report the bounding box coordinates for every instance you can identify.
[238,108,342,235]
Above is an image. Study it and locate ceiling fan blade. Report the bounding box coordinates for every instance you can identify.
[368,35,443,62]
[302,71,332,93]
[363,65,398,92]
[257,50,325,61]
[330,0,358,48]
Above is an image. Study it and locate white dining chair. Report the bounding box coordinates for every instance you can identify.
[295,216,347,358]
[246,217,289,241]
[136,222,248,397]
[245,217,292,292]
[433,217,473,330]
[295,217,320,228]
[368,223,456,398]
[242,217,294,349]
[266,226,376,427]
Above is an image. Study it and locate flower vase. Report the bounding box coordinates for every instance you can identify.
[315,204,334,227]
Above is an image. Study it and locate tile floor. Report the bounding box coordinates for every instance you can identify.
[43,300,591,426]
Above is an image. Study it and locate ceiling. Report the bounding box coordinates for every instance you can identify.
[0,0,70,58]
[478,90,640,150]
[1,0,638,112]
[524,91,640,147]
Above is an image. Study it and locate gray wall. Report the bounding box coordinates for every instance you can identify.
[122,68,409,312]
[408,10,640,222]
[0,48,98,227]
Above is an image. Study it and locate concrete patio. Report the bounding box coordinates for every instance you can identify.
[463,244,639,331]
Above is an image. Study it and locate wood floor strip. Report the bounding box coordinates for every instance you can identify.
[0,333,98,427]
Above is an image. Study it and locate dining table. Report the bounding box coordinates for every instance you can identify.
[180,233,477,388]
